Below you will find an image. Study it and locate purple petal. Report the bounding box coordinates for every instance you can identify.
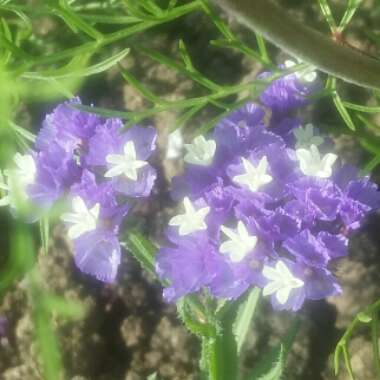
[74,231,121,283]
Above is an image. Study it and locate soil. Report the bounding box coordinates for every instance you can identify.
[1,1,380,379]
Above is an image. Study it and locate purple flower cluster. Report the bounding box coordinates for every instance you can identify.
[156,69,380,311]
[15,98,156,282]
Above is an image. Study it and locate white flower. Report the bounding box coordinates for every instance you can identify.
[293,124,324,149]
[0,153,36,208]
[105,141,147,181]
[168,196,210,236]
[0,170,10,207]
[166,129,183,159]
[219,221,258,262]
[61,196,100,240]
[184,135,216,166]
[284,59,317,83]
[233,156,273,192]
[296,144,337,178]
[12,153,36,185]
[262,261,304,305]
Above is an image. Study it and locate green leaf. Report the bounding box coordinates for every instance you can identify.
[256,33,271,64]
[23,49,129,80]
[363,154,380,174]
[232,287,261,354]
[138,46,221,91]
[147,373,158,380]
[121,67,165,104]
[39,216,50,256]
[245,317,300,380]
[44,295,85,320]
[126,231,157,277]
[343,101,380,114]
[318,0,337,31]
[357,311,372,324]
[247,344,285,380]
[178,39,194,71]
[9,121,36,143]
[338,0,362,32]
[51,0,104,40]
[177,297,216,338]
[329,77,356,131]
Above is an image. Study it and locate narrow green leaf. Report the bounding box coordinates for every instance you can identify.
[126,231,157,277]
[371,311,380,378]
[9,121,36,143]
[200,0,235,40]
[177,297,215,338]
[147,373,158,380]
[318,0,337,31]
[172,101,208,132]
[357,312,372,324]
[121,67,165,104]
[256,33,271,64]
[329,77,356,131]
[23,49,129,80]
[210,38,267,65]
[52,0,104,40]
[334,342,343,375]
[44,295,85,320]
[363,155,380,174]
[245,318,300,380]
[338,0,362,32]
[39,216,50,256]
[178,39,194,71]
[342,344,356,380]
[343,101,380,114]
[233,287,261,354]
[138,46,221,91]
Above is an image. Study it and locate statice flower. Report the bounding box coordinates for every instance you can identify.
[259,59,320,118]
[0,98,157,283]
[156,65,380,311]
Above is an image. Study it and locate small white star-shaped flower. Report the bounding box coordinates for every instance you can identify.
[284,59,317,83]
[166,129,183,159]
[61,196,100,240]
[105,141,147,181]
[169,197,210,236]
[293,124,324,149]
[233,156,273,192]
[0,170,10,207]
[220,221,258,263]
[0,153,36,207]
[12,153,36,185]
[184,135,216,166]
[296,144,337,178]
[262,260,304,305]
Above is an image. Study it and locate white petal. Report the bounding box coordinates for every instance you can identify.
[263,280,282,297]
[124,141,137,158]
[104,165,126,178]
[72,197,86,213]
[0,196,10,207]
[276,287,292,305]
[262,265,280,281]
[168,214,185,227]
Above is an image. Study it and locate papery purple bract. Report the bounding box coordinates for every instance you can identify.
[18,98,158,283]
[157,63,380,311]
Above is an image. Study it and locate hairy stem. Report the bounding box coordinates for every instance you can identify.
[211,0,380,90]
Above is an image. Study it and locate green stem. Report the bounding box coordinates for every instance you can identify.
[372,310,380,379]
[212,0,380,90]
